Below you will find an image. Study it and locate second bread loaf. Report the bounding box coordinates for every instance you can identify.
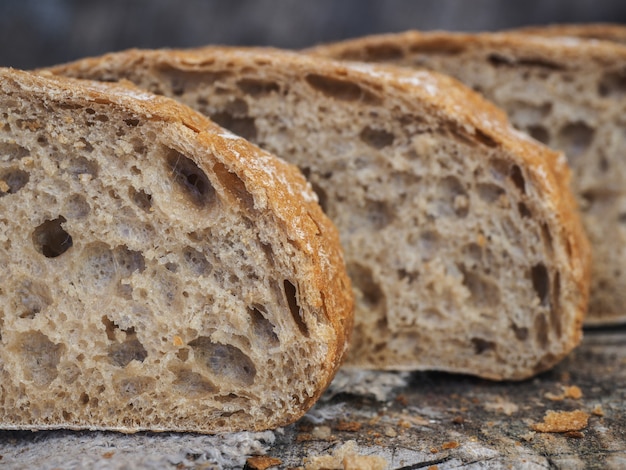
[47,48,591,380]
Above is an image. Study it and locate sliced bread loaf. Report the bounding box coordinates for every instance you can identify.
[309,31,626,325]
[46,47,590,379]
[0,68,353,433]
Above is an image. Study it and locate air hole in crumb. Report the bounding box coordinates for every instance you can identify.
[460,266,501,308]
[212,161,255,213]
[165,262,178,273]
[477,182,505,204]
[210,112,258,141]
[512,323,529,341]
[305,73,381,105]
[527,125,550,144]
[518,202,531,218]
[129,187,153,212]
[63,156,99,178]
[284,280,309,337]
[471,338,497,355]
[541,223,554,255]
[365,199,394,229]
[489,158,509,182]
[189,337,256,387]
[183,247,212,275]
[115,376,156,398]
[0,142,29,161]
[17,280,52,319]
[79,243,117,290]
[16,331,64,387]
[108,334,148,368]
[0,168,29,195]
[437,175,469,217]
[79,393,89,405]
[177,348,189,362]
[102,315,119,341]
[557,122,594,160]
[64,194,90,218]
[510,165,526,194]
[124,118,140,127]
[531,263,550,306]
[598,69,626,97]
[418,230,440,261]
[114,245,145,277]
[534,314,549,349]
[165,148,216,207]
[32,216,73,258]
[249,305,279,346]
[347,263,385,310]
[172,368,216,396]
[236,78,280,96]
[359,126,395,149]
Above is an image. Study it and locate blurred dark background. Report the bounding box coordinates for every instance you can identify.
[2,0,626,69]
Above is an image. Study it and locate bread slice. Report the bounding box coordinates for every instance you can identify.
[46,47,590,379]
[0,68,353,433]
[309,31,626,326]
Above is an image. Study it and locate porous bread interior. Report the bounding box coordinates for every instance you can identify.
[86,53,579,379]
[0,76,336,433]
[317,35,626,324]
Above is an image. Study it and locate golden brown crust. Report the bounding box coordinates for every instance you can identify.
[0,67,353,432]
[46,46,590,379]
[513,22,626,44]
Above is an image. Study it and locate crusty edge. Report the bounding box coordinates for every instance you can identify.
[1,67,354,430]
[45,46,590,377]
[512,22,626,44]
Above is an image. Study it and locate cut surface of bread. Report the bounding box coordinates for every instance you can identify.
[309,31,626,325]
[47,47,590,379]
[0,68,353,433]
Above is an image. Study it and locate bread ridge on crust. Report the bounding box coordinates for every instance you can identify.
[0,67,353,433]
[512,23,626,44]
[46,47,590,380]
[308,31,626,325]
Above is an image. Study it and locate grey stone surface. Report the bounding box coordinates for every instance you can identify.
[1,0,626,69]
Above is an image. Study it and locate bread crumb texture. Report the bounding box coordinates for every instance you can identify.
[45,47,590,379]
[0,68,352,433]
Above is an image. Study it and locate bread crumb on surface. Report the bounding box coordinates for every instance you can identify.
[335,420,362,432]
[245,455,282,470]
[531,410,590,433]
[483,396,519,415]
[545,385,583,401]
[303,441,388,470]
[591,404,605,417]
[441,441,460,450]
[311,425,333,440]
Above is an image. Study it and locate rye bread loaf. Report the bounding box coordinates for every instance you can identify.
[46,47,590,379]
[309,31,626,325]
[0,67,353,433]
